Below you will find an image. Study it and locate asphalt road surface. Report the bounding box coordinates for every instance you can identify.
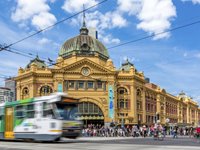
[0,136,199,150]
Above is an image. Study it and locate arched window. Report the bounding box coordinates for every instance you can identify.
[40,85,53,96]
[117,87,129,109]
[22,87,29,99]
[78,102,103,116]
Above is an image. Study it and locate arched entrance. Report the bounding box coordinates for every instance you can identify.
[77,102,104,127]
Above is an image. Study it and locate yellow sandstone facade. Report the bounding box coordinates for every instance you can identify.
[15,23,200,127]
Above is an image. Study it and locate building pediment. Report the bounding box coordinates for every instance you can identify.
[53,58,114,75]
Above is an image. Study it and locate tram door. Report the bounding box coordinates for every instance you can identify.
[5,107,14,139]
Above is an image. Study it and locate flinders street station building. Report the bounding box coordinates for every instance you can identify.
[15,21,200,127]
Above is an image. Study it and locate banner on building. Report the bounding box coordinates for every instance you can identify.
[108,85,114,119]
[57,83,63,92]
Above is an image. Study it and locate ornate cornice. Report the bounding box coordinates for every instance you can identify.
[15,72,36,81]
[35,73,53,78]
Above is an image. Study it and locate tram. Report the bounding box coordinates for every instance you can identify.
[0,92,82,141]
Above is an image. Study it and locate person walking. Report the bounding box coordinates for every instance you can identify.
[173,126,178,139]
[142,125,147,138]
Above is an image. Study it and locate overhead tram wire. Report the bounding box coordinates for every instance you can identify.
[10,47,51,61]
[48,19,200,67]
[0,0,108,52]
[0,73,11,79]
[108,19,200,50]
[5,48,34,59]
[1,44,60,67]
[5,48,58,66]
[0,43,60,66]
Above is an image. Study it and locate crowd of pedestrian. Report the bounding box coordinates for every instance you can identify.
[81,123,200,139]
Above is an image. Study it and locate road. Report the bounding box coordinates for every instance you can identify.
[0,136,199,150]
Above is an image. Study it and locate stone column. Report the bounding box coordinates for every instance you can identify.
[177,103,181,123]
[195,109,197,126]
[187,105,190,124]
[156,94,161,123]
[142,90,146,124]
[16,84,21,100]
[163,96,166,123]
[131,85,137,124]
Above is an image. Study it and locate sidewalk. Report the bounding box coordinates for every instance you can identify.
[76,136,142,141]
[75,135,192,141]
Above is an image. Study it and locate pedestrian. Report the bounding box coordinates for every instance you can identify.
[173,126,178,139]
[142,125,147,138]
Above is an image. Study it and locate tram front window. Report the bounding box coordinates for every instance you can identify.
[56,103,78,120]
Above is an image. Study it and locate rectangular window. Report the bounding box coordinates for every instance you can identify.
[78,103,83,114]
[125,100,128,108]
[0,108,3,116]
[0,108,3,120]
[120,100,124,108]
[87,81,94,89]
[78,81,84,89]
[43,102,55,118]
[94,105,98,113]
[68,81,75,88]
[97,82,102,89]
[83,103,88,113]
[15,105,25,118]
[137,102,141,110]
[26,104,35,118]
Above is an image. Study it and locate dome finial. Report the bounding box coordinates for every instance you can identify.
[80,4,88,35]
[36,52,39,59]
[83,4,86,28]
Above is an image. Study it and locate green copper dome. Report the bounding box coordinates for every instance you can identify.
[120,59,134,71]
[26,55,46,69]
[59,25,109,60]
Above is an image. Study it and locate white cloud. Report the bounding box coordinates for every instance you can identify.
[32,12,56,30]
[62,0,98,13]
[38,38,51,45]
[69,11,125,45]
[117,0,142,15]
[62,0,128,45]
[107,11,127,28]
[181,0,200,4]
[11,0,57,30]
[64,0,176,42]
[11,0,49,22]
[136,0,176,40]
[49,0,56,3]
[98,34,120,45]
[117,0,176,40]
[70,11,127,30]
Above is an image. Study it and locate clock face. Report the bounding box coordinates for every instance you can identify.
[81,67,90,76]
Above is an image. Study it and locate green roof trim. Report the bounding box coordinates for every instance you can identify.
[5,98,34,106]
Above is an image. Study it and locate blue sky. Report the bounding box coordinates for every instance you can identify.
[0,0,200,103]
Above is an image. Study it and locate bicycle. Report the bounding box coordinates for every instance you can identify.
[153,131,164,141]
